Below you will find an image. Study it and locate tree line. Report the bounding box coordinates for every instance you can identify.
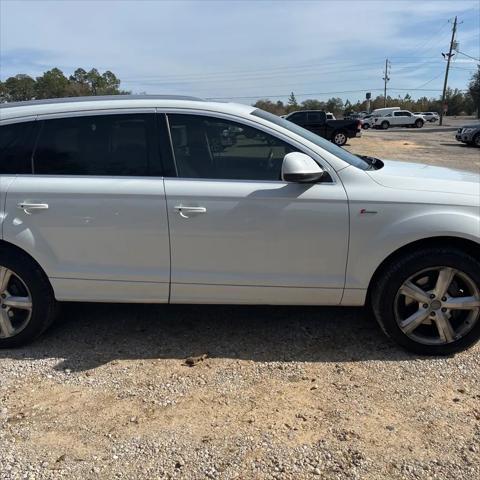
[256,67,479,118]
[1,66,479,119]
[0,68,129,102]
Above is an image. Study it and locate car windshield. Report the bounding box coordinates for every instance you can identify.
[252,109,370,170]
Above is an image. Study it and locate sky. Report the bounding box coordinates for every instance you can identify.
[0,0,479,104]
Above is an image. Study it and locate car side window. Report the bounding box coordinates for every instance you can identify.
[308,112,324,123]
[33,114,155,176]
[168,114,296,181]
[394,112,402,117]
[0,121,35,174]
[288,112,307,125]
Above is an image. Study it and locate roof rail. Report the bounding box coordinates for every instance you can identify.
[0,94,205,109]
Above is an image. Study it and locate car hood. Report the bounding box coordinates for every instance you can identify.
[367,160,480,197]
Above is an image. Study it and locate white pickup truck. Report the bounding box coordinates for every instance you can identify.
[373,110,425,129]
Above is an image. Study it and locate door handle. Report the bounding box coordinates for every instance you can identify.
[174,205,207,219]
[17,203,49,215]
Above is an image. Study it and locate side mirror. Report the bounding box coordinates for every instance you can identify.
[281,152,325,183]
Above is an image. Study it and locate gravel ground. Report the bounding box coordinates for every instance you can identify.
[1,129,480,480]
[344,125,480,173]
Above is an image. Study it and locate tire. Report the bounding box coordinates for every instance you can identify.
[371,247,480,356]
[415,119,424,128]
[332,130,347,146]
[472,133,480,148]
[381,121,389,130]
[363,123,370,130]
[0,250,57,348]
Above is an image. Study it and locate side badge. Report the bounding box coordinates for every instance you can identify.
[360,209,378,215]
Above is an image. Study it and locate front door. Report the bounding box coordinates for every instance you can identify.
[3,112,170,302]
[164,113,349,304]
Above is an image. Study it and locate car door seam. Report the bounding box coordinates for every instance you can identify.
[163,177,173,303]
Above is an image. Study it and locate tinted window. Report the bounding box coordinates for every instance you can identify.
[287,112,307,125]
[168,114,296,181]
[0,121,35,174]
[34,114,154,176]
[308,112,325,123]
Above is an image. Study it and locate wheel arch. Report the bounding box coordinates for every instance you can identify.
[0,240,54,291]
[366,235,480,305]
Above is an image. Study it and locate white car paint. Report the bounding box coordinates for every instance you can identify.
[1,97,479,307]
[373,110,424,128]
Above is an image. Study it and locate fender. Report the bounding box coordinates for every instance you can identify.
[346,208,480,290]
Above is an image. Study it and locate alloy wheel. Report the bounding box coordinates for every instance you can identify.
[394,266,480,345]
[0,266,33,339]
[334,132,346,145]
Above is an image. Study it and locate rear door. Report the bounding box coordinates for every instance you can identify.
[0,119,37,237]
[3,111,171,303]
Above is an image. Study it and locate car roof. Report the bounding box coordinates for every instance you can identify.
[0,95,255,121]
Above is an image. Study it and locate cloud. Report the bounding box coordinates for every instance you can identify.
[1,0,478,102]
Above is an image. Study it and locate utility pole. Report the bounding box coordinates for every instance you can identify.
[440,16,458,126]
[382,59,390,107]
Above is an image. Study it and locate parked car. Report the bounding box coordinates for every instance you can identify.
[284,110,362,146]
[371,107,400,117]
[361,114,375,129]
[344,112,363,120]
[1,96,479,355]
[421,112,439,123]
[326,112,336,120]
[373,110,425,129]
[456,124,480,147]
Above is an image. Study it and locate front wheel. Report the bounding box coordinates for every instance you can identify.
[332,130,347,146]
[363,123,370,130]
[415,119,424,128]
[0,251,57,348]
[372,248,480,355]
[381,121,389,130]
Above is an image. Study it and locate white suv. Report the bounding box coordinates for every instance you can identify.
[374,110,425,129]
[1,96,479,354]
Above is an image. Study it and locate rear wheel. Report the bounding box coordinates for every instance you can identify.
[332,130,347,146]
[0,251,57,348]
[372,248,480,355]
[381,121,389,130]
[472,133,480,148]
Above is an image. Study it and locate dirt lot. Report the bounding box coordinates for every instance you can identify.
[1,129,480,480]
[345,127,480,173]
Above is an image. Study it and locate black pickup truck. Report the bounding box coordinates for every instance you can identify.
[284,110,362,146]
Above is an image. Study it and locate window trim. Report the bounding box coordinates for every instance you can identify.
[159,108,337,184]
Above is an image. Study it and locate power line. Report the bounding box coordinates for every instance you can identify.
[414,72,445,89]
[456,51,480,62]
[206,87,446,101]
